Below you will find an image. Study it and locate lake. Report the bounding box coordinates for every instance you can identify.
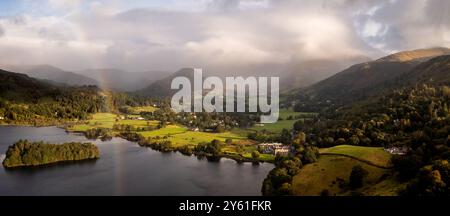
[0,126,273,196]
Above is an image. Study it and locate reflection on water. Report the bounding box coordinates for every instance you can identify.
[0,126,273,196]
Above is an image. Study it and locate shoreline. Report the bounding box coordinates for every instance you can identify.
[1,123,274,164]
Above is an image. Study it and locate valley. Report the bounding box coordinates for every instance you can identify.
[1,47,450,197]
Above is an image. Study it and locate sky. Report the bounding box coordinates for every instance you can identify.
[0,0,449,72]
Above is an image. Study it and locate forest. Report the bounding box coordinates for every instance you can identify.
[0,69,155,126]
[2,140,100,168]
[263,83,450,195]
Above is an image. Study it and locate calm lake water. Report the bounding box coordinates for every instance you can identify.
[0,126,273,196]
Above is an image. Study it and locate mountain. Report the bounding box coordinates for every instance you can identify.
[400,54,450,85]
[279,57,370,91]
[289,47,450,106]
[135,68,194,98]
[0,68,126,123]
[79,69,168,92]
[0,69,56,102]
[0,65,99,87]
[377,47,450,62]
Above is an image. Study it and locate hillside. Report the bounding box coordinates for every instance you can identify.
[292,155,392,196]
[287,47,450,110]
[400,55,450,85]
[79,69,168,92]
[0,69,109,124]
[1,65,99,87]
[280,57,371,91]
[377,47,450,62]
[135,68,194,98]
[0,69,57,102]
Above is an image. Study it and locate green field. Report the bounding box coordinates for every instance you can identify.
[137,124,277,161]
[68,111,276,162]
[320,145,392,168]
[292,145,395,196]
[247,109,315,133]
[139,125,245,147]
[250,120,298,133]
[69,113,158,132]
[70,113,116,131]
[138,125,188,137]
[292,155,390,196]
[118,119,159,127]
[126,106,158,114]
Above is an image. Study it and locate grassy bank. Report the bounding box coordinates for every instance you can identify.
[292,155,390,196]
[292,145,397,196]
[320,145,392,168]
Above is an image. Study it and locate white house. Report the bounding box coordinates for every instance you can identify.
[258,143,290,156]
[384,146,409,155]
[190,127,200,132]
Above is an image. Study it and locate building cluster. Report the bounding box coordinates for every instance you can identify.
[258,143,290,156]
[384,146,409,155]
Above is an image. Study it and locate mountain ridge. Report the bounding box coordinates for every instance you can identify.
[0,64,99,87]
[288,47,450,107]
[79,68,169,92]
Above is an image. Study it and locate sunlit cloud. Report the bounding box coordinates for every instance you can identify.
[0,0,448,71]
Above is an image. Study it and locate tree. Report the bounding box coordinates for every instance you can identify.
[215,125,225,133]
[271,168,292,186]
[302,146,319,164]
[391,154,422,180]
[349,165,368,189]
[348,136,360,146]
[282,158,302,176]
[292,132,306,148]
[335,138,346,145]
[252,151,260,159]
[279,129,291,145]
[278,183,293,195]
[293,120,304,131]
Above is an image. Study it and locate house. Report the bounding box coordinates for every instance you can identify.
[274,147,290,156]
[258,143,291,156]
[384,146,408,155]
[137,117,145,120]
[190,127,200,132]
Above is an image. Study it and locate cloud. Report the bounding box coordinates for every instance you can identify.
[47,0,82,10]
[0,0,448,72]
[353,0,450,52]
[0,25,4,37]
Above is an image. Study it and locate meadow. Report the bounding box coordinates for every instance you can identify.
[292,155,389,196]
[292,145,395,196]
[247,109,315,133]
[319,145,392,168]
[125,106,158,114]
[68,113,159,132]
[68,110,277,162]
